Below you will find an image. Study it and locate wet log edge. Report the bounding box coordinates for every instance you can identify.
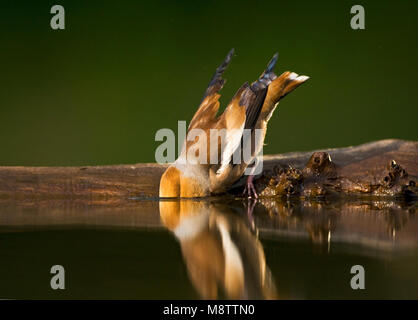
[0,139,416,199]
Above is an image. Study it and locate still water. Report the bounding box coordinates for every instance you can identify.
[0,198,417,299]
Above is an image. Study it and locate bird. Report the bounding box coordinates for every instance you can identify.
[159,49,309,198]
[159,200,278,299]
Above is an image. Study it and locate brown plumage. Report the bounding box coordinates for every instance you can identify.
[159,49,309,198]
[159,200,278,299]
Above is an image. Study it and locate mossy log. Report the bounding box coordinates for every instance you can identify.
[0,139,416,199]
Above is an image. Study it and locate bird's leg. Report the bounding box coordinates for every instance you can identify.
[243,174,258,199]
[246,198,257,231]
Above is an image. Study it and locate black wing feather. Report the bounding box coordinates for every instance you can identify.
[240,53,279,130]
[201,48,235,102]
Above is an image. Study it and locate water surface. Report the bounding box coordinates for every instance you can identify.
[0,198,417,299]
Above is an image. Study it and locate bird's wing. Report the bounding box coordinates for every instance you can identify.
[242,53,279,131]
[184,49,240,165]
[214,54,281,174]
[213,83,248,174]
[188,49,235,132]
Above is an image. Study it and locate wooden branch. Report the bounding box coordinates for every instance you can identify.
[0,163,167,198]
[0,139,416,198]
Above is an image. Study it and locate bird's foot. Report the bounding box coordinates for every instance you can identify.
[243,175,258,199]
[246,198,258,234]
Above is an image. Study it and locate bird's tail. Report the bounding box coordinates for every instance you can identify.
[278,71,310,99]
[262,70,309,118]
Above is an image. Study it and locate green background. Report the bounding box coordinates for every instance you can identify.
[0,0,417,166]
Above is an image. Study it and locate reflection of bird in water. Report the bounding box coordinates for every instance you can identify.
[159,49,309,198]
[159,200,278,299]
